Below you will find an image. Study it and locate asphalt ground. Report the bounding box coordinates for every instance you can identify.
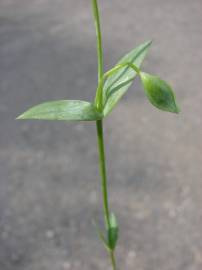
[0,0,202,269]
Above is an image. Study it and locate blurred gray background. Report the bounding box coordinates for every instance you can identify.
[0,0,202,269]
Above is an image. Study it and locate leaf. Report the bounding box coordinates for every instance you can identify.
[107,213,119,250]
[17,100,103,121]
[103,40,152,116]
[140,72,180,113]
[92,220,110,251]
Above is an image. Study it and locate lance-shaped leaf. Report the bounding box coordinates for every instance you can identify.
[17,100,103,121]
[140,72,180,113]
[92,220,110,251]
[103,40,152,116]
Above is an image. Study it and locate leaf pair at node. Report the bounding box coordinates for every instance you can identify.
[17,40,180,121]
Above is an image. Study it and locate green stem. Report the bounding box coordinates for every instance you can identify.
[96,120,110,228]
[91,0,104,83]
[92,0,104,111]
[105,62,141,77]
[92,1,117,269]
[96,121,117,270]
[110,251,117,270]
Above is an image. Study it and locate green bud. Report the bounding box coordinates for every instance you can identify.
[140,72,180,113]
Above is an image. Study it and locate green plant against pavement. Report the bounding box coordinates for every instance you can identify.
[17,0,180,269]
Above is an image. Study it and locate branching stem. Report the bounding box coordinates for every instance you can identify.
[95,62,141,109]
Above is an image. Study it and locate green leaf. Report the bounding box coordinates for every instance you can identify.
[92,220,110,251]
[140,72,180,113]
[17,100,103,121]
[103,40,152,116]
[107,213,119,250]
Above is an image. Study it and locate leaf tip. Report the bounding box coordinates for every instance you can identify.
[16,110,31,119]
[173,103,181,114]
[16,113,25,120]
[147,39,153,46]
